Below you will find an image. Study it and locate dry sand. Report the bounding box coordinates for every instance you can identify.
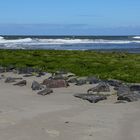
[0,72,140,140]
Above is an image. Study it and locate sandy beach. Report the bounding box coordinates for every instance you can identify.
[0,72,140,140]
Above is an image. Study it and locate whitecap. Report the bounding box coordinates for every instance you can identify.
[132,36,140,39]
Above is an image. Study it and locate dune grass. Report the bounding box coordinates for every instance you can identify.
[0,49,140,83]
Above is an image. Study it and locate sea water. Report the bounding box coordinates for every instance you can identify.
[0,35,140,53]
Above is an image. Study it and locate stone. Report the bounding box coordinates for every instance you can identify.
[36,72,46,77]
[23,74,33,77]
[5,77,22,83]
[117,92,140,102]
[87,76,100,84]
[117,85,140,102]
[87,82,110,93]
[54,70,68,75]
[74,94,107,103]
[49,74,65,80]
[115,100,128,104]
[67,77,78,83]
[31,81,44,90]
[37,88,53,96]
[0,67,5,73]
[0,75,5,80]
[43,79,69,88]
[13,80,27,86]
[107,79,122,88]
[75,79,87,86]
[117,85,131,96]
[5,65,15,72]
[130,85,140,91]
[18,67,38,74]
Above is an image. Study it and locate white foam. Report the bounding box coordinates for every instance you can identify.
[0,37,140,49]
[38,39,138,44]
[133,36,140,39]
[0,36,4,40]
[0,38,33,44]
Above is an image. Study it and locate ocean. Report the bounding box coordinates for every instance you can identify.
[0,35,140,53]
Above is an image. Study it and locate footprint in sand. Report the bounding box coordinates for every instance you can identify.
[45,129,60,137]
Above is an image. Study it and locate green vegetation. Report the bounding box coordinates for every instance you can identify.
[0,49,140,83]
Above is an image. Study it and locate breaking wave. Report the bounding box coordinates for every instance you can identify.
[0,36,140,51]
[133,36,140,39]
[37,38,140,44]
[0,36,32,43]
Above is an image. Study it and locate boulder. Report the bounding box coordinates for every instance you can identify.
[87,82,110,93]
[31,81,44,90]
[117,92,140,102]
[117,85,140,102]
[67,77,78,83]
[18,67,38,74]
[130,85,140,91]
[37,88,53,96]
[5,77,22,83]
[43,79,69,88]
[117,85,131,96]
[54,70,68,75]
[74,94,107,103]
[115,100,128,104]
[23,74,33,77]
[49,74,65,80]
[75,79,87,86]
[87,76,100,84]
[0,67,5,73]
[13,80,27,86]
[0,75,5,80]
[5,65,15,72]
[36,72,46,77]
[107,79,122,89]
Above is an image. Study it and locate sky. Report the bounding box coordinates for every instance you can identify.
[0,0,140,35]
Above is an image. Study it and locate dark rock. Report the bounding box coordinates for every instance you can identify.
[5,77,16,83]
[75,79,87,86]
[37,88,53,96]
[67,77,78,83]
[117,85,140,102]
[36,72,46,77]
[31,81,44,90]
[74,94,107,103]
[18,67,38,74]
[23,74,33,77]
[117,85,131,96]
[115,100,128,104]
[5,65,15,72]
[107,79,122,89]
[5,77,22,83]
[43,79,69,88]
[13,80,27,86]
[49,74,65,80]
[0,75,5,80]
[87,76,100,84]
[117,92,140,102]
[54,70,68,75]
[87,82,110,93]
[0,67,5,73]
[130,85,140,91]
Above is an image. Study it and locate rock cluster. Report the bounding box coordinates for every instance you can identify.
[0,67,140,102]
